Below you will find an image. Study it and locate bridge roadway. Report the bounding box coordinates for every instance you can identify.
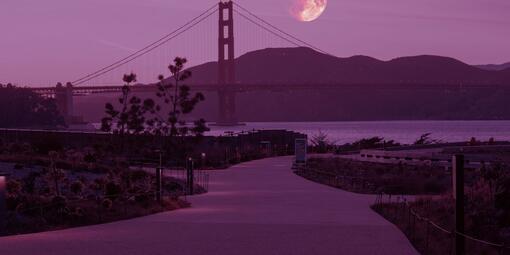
[0,157,417,255]
[31,82,510,96]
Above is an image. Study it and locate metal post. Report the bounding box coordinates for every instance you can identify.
[425,220,430,254]
[453,154,465,255]
[408,207,412,233]
[0,173,9,235]
[186,158,194,195]
[155,167,162,203]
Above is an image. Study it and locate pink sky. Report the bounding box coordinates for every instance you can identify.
[1,0,510,86]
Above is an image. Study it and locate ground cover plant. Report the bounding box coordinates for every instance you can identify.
[297,157,450,194]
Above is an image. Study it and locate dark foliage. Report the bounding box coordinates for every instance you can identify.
[336,137,400,153]
[0,83,65,128]
[300,157,450,195]
[148,57,209,138]
[100,73,154,135]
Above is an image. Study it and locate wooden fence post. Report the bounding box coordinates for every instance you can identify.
[453,154,465,255]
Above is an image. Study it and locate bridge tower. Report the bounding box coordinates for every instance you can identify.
[217,0,240,126]
[55,82,74,123]
[55,82,83,125]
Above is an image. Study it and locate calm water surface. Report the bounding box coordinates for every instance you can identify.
[206,121,510,144]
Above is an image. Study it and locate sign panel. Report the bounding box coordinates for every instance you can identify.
[295,138,307,163]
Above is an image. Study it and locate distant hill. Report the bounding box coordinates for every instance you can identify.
[476,62,510,71]
[183,47,510,85]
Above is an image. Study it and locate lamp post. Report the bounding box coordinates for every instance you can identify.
[186,158,194,195]
[0,172,9,235]
[155,150,163,203]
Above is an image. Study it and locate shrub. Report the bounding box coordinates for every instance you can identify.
[51,195,67,210]
[423,179,444,194]
[84,153,96,163]
[70,181,84,195]
[105,182,122,199]
[130,170,149,181]
[134,193,152,208]
[22,172,41,195]
[6,179,22,195]
[101,198,113,210]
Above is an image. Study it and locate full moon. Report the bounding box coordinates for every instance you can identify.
[291,0,327,22]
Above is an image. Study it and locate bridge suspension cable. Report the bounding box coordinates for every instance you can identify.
[72,4,218,86]
[71,2,332,87]
[233,2,332,56]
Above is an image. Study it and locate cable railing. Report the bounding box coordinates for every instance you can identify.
[374,193,509,254]
[2,166,212,235]
[2,189,180,235]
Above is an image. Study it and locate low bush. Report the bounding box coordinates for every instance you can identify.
[298,157,450,194]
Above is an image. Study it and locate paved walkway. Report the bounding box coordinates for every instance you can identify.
[0,157,417,255]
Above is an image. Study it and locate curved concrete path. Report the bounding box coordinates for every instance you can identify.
[0,157,417,255]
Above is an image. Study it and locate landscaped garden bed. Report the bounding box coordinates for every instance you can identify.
[373,162,510,254]
[295,157,450,194]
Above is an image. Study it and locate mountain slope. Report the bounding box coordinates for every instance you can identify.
[78,48,510,123]
[476,62,510,71]
[184,47,510,85]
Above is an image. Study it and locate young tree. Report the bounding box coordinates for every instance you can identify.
[101,73,155,135]
[147,57,208,138]
[310,130,335,153]
[143,57,209,164]
[99,58,209,160]
[414,133,440,145]
[46,151,66,196]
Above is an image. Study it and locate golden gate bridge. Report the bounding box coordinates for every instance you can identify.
[28,1,500,126]
[29,1,335,126]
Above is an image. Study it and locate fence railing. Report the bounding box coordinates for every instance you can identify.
[2,188,186,235]
[164,168,210,193]
[373,193,508,255]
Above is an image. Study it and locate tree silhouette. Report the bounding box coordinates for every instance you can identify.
[147,57,208,138]
[99,58,209,160]
[46,151,66,196]
[100,73,154,135]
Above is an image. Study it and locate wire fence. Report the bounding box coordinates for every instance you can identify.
[165,168,210,193]
[2,167,211,236]
[373,193,509,255]
[2,188,185,235]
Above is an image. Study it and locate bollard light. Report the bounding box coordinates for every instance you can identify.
[0,172,8,201]
[0,173,6,193]
[0,172,9,235]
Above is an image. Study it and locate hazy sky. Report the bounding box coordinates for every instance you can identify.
[1,0,510,86]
